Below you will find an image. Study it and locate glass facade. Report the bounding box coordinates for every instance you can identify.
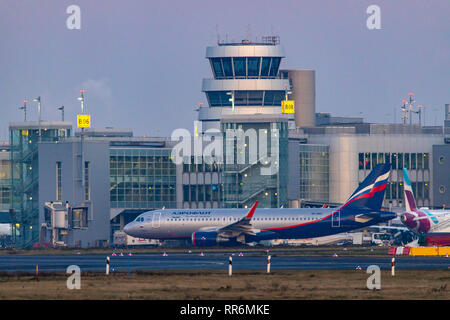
[0,150,11,212]
[220,121,288,208]
[299,145,329,202]
[359,152,429,171]
[207,90,285,107]
[109,148,177,209]
[182,157,221,204]
[10,125,71,247]
[358,152,431,206]
[209,56,282,79]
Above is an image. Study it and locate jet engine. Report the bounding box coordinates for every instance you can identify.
[191,232,230,246]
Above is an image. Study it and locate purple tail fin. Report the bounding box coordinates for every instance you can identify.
[402,168,417,212]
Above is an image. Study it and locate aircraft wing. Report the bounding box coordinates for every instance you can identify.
[206,201,259,238]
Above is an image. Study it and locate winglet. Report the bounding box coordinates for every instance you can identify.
[245,201,258,219]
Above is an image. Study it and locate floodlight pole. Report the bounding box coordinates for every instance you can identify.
[78,90,85,190]
[58,106,65,121]
[408,93,414,125]
[19,100,28,121]
[33,96,42,142]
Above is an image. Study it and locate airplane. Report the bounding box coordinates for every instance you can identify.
[124,163,396,246]
[399,168,450,245]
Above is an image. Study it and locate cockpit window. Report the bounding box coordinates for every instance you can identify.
[135,217,144,222]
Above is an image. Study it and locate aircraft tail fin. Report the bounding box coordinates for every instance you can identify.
[341,163,390,211]
[402,168,417,212]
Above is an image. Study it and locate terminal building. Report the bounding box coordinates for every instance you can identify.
[3,37,450,248]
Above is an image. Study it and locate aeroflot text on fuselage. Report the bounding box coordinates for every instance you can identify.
[172,211,212,216]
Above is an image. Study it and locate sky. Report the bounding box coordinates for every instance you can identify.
[0,0,449,141]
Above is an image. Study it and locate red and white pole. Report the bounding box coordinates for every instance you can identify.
[106,256,110,275]
[228,256,232,276]
[267,255,271,274]
[391,257,395,276]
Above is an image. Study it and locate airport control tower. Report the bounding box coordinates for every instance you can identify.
[196,36,306,208]
[198,36,295,131]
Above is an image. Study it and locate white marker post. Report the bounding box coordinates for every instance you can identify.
[267,255,271,274]
[228,256,232,276]
[391,257,395,276]
[106,256,110,275]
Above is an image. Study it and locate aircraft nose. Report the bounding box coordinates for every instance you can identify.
[123,223,133,235]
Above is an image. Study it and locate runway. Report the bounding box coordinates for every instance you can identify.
[0,253,449,272]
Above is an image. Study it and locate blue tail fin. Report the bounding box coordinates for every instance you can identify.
[341,163,391,211]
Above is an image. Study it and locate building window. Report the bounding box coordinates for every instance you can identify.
[247,57,260,77]
[365,153,371,169]
[424,182,429,199]
[417,153,423,169]
[404,153,410,169]
[222,57,233,77]
[211,58,224,78]
[391,182,397,199]
[411,153,416,170]
[72,207,88,228]
[423,153,429,169]
[398,182,404,201]
[269,57,281,77]
[190,185,196,202]
[84,161,90,201]
[391,153,397,169]
[260,57,271,77]
[358,153,364,169]
[183,185,189,202]
[198,185,204,202]
[417,182,423,199]
[378,153,384,164]
[233,57,246,77]
[56,162,62,201]
[398,153,403,169]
